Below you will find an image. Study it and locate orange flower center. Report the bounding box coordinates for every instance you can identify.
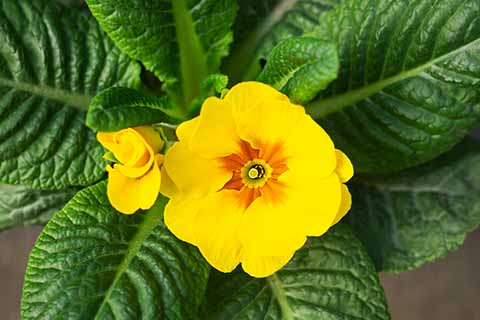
[220,140,289,208]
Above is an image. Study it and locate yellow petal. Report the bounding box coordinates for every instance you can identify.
[134,126,164,153]
[164,196,202,245]
[193,190,243,272]
[159,167,179,199]
[279,173,342,237]
[98,128,155,178]
[97,132,117,151]
[163,142,231,196]
[335,149,354,183]
[176,117,199,144]
[225,82,289,113]
[238,197,307,257]
[234,100,306,150]
[332,184,352,225]
[106,160,161,214]
[241,251,294,278]
[189,97,241,158]
[282,114,336,181]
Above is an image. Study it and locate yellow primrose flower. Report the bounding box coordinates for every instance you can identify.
[161,82,353,278]
[97,126,164,214]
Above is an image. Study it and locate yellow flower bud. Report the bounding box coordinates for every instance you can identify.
[97,126,164,214]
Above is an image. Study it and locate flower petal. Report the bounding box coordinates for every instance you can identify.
[335,150,354,182]
[134,126,164,153]
[279,173,342,237]
[160,167,179,199]
[241,250,294,278]
[283,115,336,180]
[164,196,202,245]
[193,190,244,272]
[225,82,289,113]
[239,197,307,256]
[234,100,306,151]
[164,142,231,196]
[332,184,352,225]
[107,160,161,214]
[177,117,200,144]
[189,97,241,158]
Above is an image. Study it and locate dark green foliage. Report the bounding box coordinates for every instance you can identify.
[22,181,210,319]
[0,0,140,189]
[348,139,480,272]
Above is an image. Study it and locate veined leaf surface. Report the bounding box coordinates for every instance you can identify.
[305,0,480,173]
[22,181,210,319]
[348,139,480,272]
[0,0,140,189]
[0,184,77,231]
[86,0,237,106]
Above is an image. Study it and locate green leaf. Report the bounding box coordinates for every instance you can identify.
[304,0,480,173]
[0,0,140,189]
[203,224,390,320]
[258,37,339,104]
[224,0,341,83]
[86,0,237,107]
[86,87,184,132]
[187,74,229,117]
[348,139,480,273]
[0,184,77,231]
[22,181,210,319]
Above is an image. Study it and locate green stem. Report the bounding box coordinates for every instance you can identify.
[267,274,294,320]
[171,0,208,109]
[224,0,300,83]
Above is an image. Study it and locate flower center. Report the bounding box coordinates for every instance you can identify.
[241,159,272,188]
[247,164,265,179]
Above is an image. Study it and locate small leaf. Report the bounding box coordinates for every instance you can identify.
[86,87,184,132]
[187,74,229,117]
[0,184,77,231]
[22,181,210,319]
[348,139,480,272]
[86,0,238,106]
[304,0,480,173]
[224,0,341,83]
[258,37,339,104]
[0,0,140,189]
[203,224,391,320]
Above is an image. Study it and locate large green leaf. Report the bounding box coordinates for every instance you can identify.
[22,181,210,319]
[0,184,77,231]
[304,0,480,173]
[86,0,237,106]
[258,37,339,105]
[0,0,140,189]
[203,224,390,320]
[348,139,480,272]
[224,0,341,83]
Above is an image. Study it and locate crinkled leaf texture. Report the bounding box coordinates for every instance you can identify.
[258,37,339,105]
[224,0,341,83]
[86,0,237,105]
[203,224,390,320]
[305,0,480,173]
[0,0,140,189]
[22,181,210,319]
[348,139,480,273]
[86,87,182,132]
[0,184,77,231]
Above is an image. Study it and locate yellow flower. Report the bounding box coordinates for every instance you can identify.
[97,126,164,214]
[161,82,353,278]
